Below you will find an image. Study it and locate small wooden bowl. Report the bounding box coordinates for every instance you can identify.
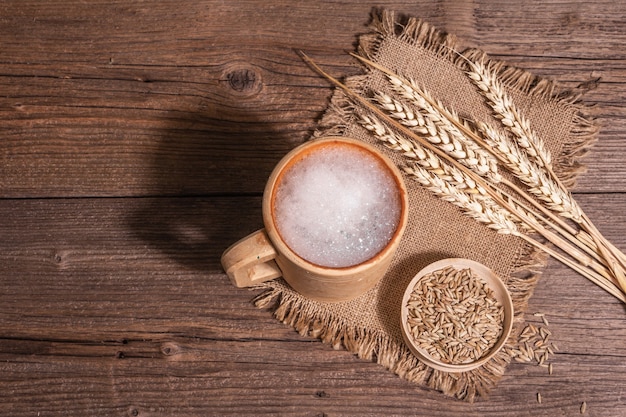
[400,258,514,372]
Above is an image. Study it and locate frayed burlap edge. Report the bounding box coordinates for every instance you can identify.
[252,240,546,402]
[253,9,598,402]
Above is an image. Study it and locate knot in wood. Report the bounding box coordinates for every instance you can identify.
[222,63,262,96]
[227,68,257,92]
[160,342,181,357]
[51,250,68,268]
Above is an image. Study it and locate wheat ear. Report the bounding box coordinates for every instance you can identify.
[374,92,501,183]
[477,122,583,222]
[299,51,625,302]
[359,113,491,196]
[351,55,580,228]
[367,94,616,285]
[350,51,626,292]
[465,58,552,169]
[466,56,626,292]
[362,113,622,299]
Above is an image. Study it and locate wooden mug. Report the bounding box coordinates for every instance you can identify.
[221,136,409,302]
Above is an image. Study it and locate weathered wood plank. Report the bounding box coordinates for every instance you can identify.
[0,195,624,415]
[0,336,624,416]
[1,1,626,197]
[2,1,626,416]
[0,195,623,332]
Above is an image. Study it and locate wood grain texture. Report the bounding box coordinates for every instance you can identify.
[2,0,625,197]
[1,1,625,416]
[1,195,625,416]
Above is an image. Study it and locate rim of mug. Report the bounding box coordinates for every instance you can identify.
[262,136,409,279]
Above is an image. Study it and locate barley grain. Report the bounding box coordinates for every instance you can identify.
[405,266,504,364]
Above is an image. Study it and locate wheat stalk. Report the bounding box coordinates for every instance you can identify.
[374,92,501,182]
[354,53,612,267]
[360,114,624,301]
[361,113,490,194]
[465,56,626,292]
[298,50,626,302]
[465,58,552,169]
[477,122,583,222]
[347,51,626,293]
[362,96,615,286]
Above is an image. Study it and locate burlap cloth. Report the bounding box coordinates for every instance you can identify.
[254,10,597,401]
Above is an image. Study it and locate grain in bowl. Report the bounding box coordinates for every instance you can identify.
[400,258,514,372]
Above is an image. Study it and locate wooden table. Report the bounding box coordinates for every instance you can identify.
[1,1,625,416]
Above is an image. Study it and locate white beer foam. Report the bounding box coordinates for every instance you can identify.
[274,145,401,268]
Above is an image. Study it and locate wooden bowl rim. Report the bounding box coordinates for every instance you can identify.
[400,258,514,372]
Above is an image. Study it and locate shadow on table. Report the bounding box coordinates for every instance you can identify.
[127,105,304,273]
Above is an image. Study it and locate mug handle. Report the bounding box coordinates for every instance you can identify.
[221,229,282,287]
